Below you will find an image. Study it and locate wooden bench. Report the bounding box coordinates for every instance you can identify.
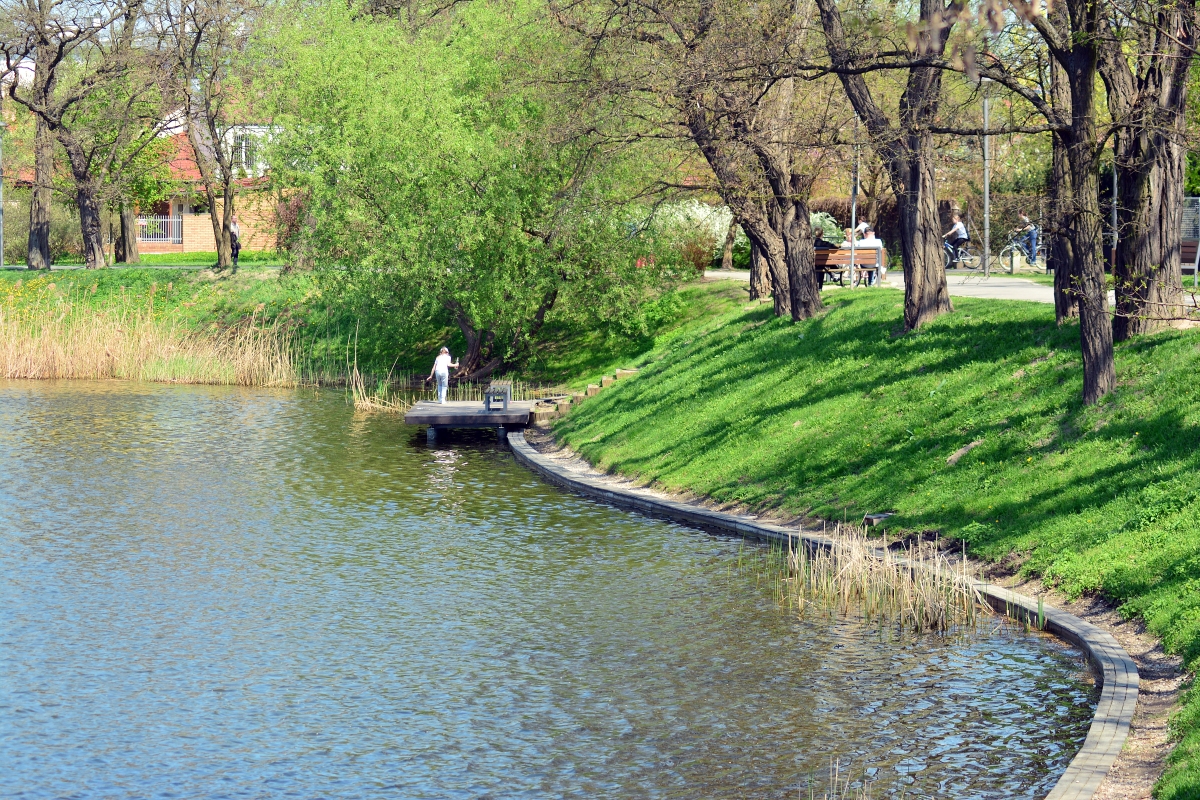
[815,247,889,286]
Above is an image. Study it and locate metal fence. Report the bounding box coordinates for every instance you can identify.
[137,215,182,244]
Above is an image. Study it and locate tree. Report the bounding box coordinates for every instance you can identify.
[1099,0,1198,340]
[157,0,260,273]
[1,0,156,269]
[813,0,957,331]
[263,2,682,377]
[553,0,847,322]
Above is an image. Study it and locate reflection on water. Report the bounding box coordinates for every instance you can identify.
[0,381,1097,799]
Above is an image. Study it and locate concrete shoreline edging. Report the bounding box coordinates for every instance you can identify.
[506,429,1138,800]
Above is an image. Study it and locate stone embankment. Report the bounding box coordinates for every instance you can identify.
[508,398,1140,800]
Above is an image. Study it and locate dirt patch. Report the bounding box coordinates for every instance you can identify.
[521,424,1185,800]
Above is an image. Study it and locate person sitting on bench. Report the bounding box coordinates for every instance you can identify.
[858,226,884,284]
[813,227,838,250]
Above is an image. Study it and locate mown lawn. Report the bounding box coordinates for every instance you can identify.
[556,280,1200,799]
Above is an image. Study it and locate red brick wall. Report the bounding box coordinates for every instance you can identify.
[138,189,277,253]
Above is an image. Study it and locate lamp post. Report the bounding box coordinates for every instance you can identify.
[982,80,992,277]
[1111,150,1118,271]
[849,116,859,288]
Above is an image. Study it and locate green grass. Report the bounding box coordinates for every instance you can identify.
[133,250,285,267]
[523,281,749,388]
[556,282,1200,799]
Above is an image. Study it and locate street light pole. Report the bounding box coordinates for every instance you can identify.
[1111,151,1118,271]
[849,117,859,288]
[982,86,991,277]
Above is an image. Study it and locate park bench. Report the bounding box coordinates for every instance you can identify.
[485,379,512,411]
[815,247,888,286]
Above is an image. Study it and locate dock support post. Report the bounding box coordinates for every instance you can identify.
[426,426,437,444]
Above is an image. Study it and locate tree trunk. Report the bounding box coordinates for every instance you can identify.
[59,136,106,270]
[1050,132,1078,322]
[742,208,792,317]
[1101,5,1194,341]
[27,115,53,270]
[814,0,953,331]
[117,202,140,263]
[1048,47,1078,323]
[749,238,767,300]
[893,135,952,329]
[684,106,790,316]
[1063,5,1115,404]
[720,217,737,270]
[785,194,822,320]
[1112,139,1185,339]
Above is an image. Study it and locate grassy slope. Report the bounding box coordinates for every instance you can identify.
[556,280,1200,799]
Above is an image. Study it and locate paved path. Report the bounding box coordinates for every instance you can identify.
[705,269,1057,303]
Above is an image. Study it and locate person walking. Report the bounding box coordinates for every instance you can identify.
[427,346,459,404]
[230,215,242,271]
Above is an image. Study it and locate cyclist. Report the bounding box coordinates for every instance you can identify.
[943,213,968,264]
[1017,211,1038,265]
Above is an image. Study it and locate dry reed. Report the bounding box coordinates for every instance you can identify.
[743,523,989,634]
[0,296,298,386]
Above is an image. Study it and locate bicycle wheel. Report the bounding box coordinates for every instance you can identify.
[961,244,982,270]
[998,245,1018,271]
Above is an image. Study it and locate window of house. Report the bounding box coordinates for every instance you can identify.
[233,132,258,174]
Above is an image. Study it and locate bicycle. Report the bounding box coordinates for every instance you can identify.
[944,238,981,270]
[998,231,1047,271]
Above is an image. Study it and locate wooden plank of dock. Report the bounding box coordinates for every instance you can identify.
[404,400,535,428]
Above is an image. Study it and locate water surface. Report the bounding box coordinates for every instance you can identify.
[0,382,1097,798]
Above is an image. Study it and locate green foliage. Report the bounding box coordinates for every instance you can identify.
[1186,152,1200,198]
[260,2,684,374]
[811,211,841,238]
[556,283,1200,797]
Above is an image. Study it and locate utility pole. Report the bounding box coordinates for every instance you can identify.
[849,117,858,287]
[1111,150,1118,272]
[982,83,991,277]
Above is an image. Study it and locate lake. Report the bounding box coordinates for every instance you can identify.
[0,381,1097,798]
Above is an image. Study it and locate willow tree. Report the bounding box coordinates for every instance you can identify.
[1099,0,1198,340]
[552,0,849,322]
[813,0,958,331]
[262,2,681,377]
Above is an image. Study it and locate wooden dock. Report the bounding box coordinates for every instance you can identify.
[404,400,535,429]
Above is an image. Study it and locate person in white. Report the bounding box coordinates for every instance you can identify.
[857,226,885,284]
[427,346,459,404]
[943,214,968,249]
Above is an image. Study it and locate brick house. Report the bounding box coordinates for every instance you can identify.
[137,129,276,254]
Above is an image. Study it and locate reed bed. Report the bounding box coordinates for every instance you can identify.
[0,294,299,386]
[741,523,990,634]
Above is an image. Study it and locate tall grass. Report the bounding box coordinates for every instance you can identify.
[741,524,989,634]
[0,293,298,386]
